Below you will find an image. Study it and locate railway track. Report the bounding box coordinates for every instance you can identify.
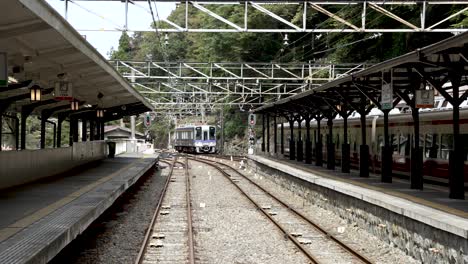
[190,156,373,264]
[135,155,195,264]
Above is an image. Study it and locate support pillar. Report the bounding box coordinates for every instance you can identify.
[315,117,323,166]
[359,109,369,177]
[90,120,95,141]
[289,119,295,160]
[305,118,312,164]
[100,121,105,140]
[261,113,265,152]
[57,116,64,148]
[82,119,87,142]
[297,118,303,162]
[273,116,277,154]
[96,120,101,140]
[72,118,79,143]
[40,112,47,149]
[327,115,335,170]
[280,121,284,155]
[381,110,393,183]
[266,113,270,153]
[69,119,73,146]
[342,111,350,173]
[410,107,423,189]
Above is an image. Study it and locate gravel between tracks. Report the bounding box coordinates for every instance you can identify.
[216,158,420,264]
[50,165,168,264]
[190,159,311,264]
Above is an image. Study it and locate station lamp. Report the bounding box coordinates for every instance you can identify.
[164,34,169,45]
[283,34,289,46]
[71,99,79,111]
[29,85,42,101]
[96,108,104,118]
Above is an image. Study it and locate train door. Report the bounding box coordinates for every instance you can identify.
[196,127,202,140]
[203,130,208,140]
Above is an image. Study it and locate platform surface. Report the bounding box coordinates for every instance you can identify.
[0,153,158,264]
[250,154,468,239]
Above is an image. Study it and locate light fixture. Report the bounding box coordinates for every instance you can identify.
[164,34,169,45]
[30,85,42,101]
[96,109,104,118]
[283,34,289,46]
[71,99,79,111]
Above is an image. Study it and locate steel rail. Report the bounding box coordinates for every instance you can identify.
[197,156,373,264]
[188,157,321,264]
[185,155,196,264]
[134,157,176,264]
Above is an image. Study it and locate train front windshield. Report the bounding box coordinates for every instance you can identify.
[196,127,202,140]
[209,127,216,140]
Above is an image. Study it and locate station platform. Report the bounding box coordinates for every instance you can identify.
[248,155,468,238]
[0,153,158,264]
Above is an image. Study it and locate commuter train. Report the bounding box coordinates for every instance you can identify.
[281,97,468,184]
[174,125,217,153]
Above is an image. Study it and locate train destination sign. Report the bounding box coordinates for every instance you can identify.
[415,89,434,108]
[54,81,73,100]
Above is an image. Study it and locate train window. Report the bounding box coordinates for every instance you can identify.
[209,127,216,140]
[440,134,453,160]
[425,134,439,159]
[399,134,409,156]
[195,127,202,140]
[391,134,398,154]
[377,135,384,153]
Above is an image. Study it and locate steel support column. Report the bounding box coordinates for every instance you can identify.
[410,107,423,189]
[381,110,393,183]
[266,113,270,153]
[359,103,369,177]
[342,110,350,173]
[327,115,335,170]
[297,117,303,162]
[90,120,95,141]
[315,117,322,166]
[449,74,464,199]
[40,112,47,149]
[305,117,312,164]
[72,117,79,143]
[289,118,295,160]
[82,119,87,142]
[100,121,105,140]
[0,114,2,151]
[273,116,277,154]
[262,113,265,152]
[57,116,64,148]
[96,120,101,140]
[280,121,284,154]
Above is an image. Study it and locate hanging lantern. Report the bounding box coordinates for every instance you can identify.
[96,109,104,118]
[283,34,289,46]
[30,85,42,101]
[164,34,169,45]
[71,99,79,111]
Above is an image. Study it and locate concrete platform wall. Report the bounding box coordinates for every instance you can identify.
[248,159,468,264]
[0,141,107,190]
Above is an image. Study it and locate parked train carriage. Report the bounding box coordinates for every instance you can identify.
[174,125,217,153]
[280,108,468,184]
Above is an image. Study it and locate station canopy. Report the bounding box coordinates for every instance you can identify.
[254,32,468,116]
[0,0,153,118]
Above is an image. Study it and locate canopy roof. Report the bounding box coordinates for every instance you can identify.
[254,32,468,117]
[0,0,152,118]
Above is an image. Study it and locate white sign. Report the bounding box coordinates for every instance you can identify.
[415,90,434,108]
[0,53,7,87]
[54,81,73,100]
[381,83,393,110]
